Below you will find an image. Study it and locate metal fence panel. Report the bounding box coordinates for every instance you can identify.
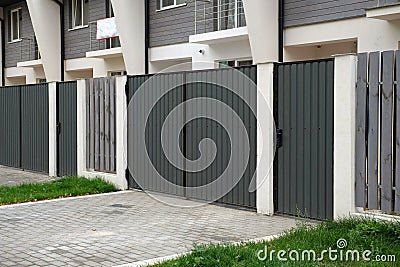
[0,86,21,168]
[57,81,77,176]
[20,84,49,173]
[86,77,116,173]
[127,66,257,209]
[274,59,334,221]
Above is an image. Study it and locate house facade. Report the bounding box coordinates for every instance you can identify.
[0,0,400,85]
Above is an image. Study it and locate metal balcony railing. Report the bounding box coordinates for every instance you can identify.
[89,20,121,52]
[194,0,246,35]
[19,35,40,63]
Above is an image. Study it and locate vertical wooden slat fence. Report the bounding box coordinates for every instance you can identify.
[356,50,400,213]
[86,77,116,173]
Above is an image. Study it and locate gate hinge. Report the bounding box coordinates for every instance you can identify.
[125,81,130,105]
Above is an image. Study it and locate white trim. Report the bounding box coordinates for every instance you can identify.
[17,59,42,68]
[71,0,88,29]
[156,1,187,12]
[366,5,400,21]
[189,26,248,44]
[7,38,22,44]
[68,25,89,31]
[86,46,123,58]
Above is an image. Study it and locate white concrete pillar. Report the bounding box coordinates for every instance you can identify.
[257,63,275,215]
[242,0,279,63]
[48,82,57,177]
[116,76,128,189]
[333,54,357,219]
[26,0,61,82]
[111,0,145,75]
[76,79,86,177]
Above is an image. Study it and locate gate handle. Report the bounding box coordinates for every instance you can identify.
[56,122,61,135]
[276,129,283,149]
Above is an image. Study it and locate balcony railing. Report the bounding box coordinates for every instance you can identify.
[19,35,40,63]
[194,0,246,35]
[89,21,121,52]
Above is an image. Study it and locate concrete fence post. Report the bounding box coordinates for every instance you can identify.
[76,79,86,177]
[48,82,57,177]
[256,63,275,215]
[333,54,357,219]
[115,75,128,190]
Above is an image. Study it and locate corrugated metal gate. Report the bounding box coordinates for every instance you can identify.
[274,59,334,220]
[57,82,77,176]
[0,84,49,173]
[127,66,257,209]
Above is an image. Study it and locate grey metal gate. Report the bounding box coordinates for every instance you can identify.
[127,66,257,209]
[0,84,48,173]
[21,84,49,173]
[57,82,77,176]
[274,59,334,220]
[0,86,21,168]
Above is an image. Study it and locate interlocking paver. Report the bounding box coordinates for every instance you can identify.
[0,165,57,186]
[0,190,302,266]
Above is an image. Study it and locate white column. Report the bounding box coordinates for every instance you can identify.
[111,0,145,75]
[116,76,128,189]
[48,82,57,177]
[76,79,86,177]
[257,63,275,215]
[242,0,279,63]
[333,54,357,220]
[26,0,61,82]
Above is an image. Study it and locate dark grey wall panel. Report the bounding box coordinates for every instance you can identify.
[284,0,386,28]
[149,0,195,47]
[4,1,36,67]
[64,0,107,59]
[20,84,49,173]
[0,86,21,168]
[274,59,334,221]
[57,81,77,176]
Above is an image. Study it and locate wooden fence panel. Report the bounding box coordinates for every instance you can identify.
[86,77,116,173]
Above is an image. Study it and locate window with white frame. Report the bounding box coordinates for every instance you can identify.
[72,0,89,28]
[9,8,22,42]
[218,0,246,31]
[159,0,186,10]
[218,59,253,68]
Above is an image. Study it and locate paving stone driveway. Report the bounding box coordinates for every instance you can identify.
[0,165,56,186]
[0,191,300,267]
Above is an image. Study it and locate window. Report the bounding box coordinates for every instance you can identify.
[218,0,246,31]
[72,0,89,28]
[9,8,22,42]
[158,0,186,10]
[106,0,121,49]
[218,59,252,68]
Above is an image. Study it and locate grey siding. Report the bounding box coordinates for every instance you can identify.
[4,1,35,67]
[64,0,107,59]
[284,0,400,28]
[149,0,195,47]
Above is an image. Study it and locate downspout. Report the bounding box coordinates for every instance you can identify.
[52,0,64,81]
[278,0,283,62]
[1,17,5,86]
[145,0,149,74]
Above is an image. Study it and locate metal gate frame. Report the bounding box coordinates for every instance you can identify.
[127,66,257,209]
[273,59,334,221]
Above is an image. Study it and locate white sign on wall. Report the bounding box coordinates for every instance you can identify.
[96,17,119,40]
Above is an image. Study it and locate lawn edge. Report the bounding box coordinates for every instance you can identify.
[0,190,130,209]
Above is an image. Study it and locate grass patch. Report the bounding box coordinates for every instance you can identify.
[0,177,118,205]
[156,218,400,266]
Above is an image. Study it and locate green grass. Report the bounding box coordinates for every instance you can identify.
[156,218,400,267]
[0,177,118,205]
